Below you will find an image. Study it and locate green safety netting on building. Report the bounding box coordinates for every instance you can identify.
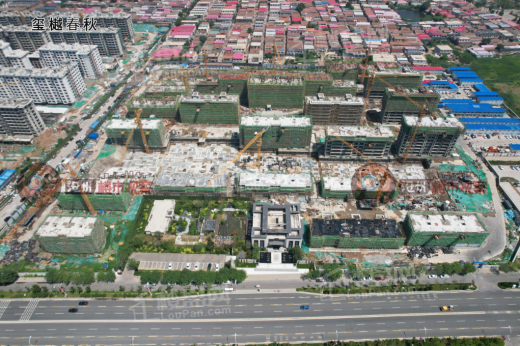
[0,243,9,260]
[96,144,117,160]
[122,196,143,221]
[73,100,87,109]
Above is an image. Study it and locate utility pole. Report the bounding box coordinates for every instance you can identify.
[29,336,32,345]
[132,337,134,346]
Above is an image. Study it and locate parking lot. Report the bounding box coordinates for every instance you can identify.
[130,253,228,271]
[463,134,520,151]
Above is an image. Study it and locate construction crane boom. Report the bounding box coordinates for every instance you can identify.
[137,117,150,154]
[334,134,400,203]
[182,70,190,94]
[67,163,95,215]
[273,41,284,73]
[17,7,27,25]
[208,126,270,185]
[118,108,142,166]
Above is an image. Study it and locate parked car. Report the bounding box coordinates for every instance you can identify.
[194,262,199,270]
[186,263,191,270]
[215,263,219,271]
[375,276,385,281]
[440,274,449,279]
[168,262,172,270]
[428,274,437,279]
[499,166,503,170]
[407,275,417,280]
[363,277,373,281]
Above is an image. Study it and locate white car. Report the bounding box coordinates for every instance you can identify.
[215,263,219,271]
[499,166,503,170]
[194,262,199,270]
[363,277,373,281]
[428,274,437,279]
[168,262,172,270]
[186,263,191,270]
[440,274,449,279]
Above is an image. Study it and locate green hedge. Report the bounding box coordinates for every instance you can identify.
[135,268,247,285]
[498,282,519,289]
[297,282,475,294]
[224,338,504,346]
[236,262,257,268]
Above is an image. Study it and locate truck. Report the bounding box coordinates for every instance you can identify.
[74,150,82,159]
[110,82,116,88]
[440,305,454,312]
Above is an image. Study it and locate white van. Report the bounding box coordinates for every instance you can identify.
[224,287,234,292]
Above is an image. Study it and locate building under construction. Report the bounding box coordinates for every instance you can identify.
[57,180,132,212]
[105,118,168,150]
[304,93,364,126]
[239,115,312,150]
[144,84,187,98]
[380,87,441,124]
[247,74,305,109]
[394,116,465,158]
[153,172,228,196]
[34,216,107,254]
[365,72,423,99]
[304,74,358,97]
[323,126,396,159]
[178,92,239,124]
[237,172,313,197]
[127,96,178,118]
[403,212,490,246]
[325,63,360,80]
[310,217,405,249]
[195,73,248,104]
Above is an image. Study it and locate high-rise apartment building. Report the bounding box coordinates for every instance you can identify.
[1,25,51,52]
[0,60,86,104]
[49,28,125,57]
[38,43,105,79]
[0,98,45,142]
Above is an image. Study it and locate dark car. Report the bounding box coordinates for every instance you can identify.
[300,305,310,310]
[68,308,78,313]
[352,277,362,281]
[3,216,10,223]
[407,275,417,280]
[79,301,88,306]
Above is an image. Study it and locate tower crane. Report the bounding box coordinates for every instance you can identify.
[16,7,27,25]
[66,163,95,215]
[118,108,149,166]
[372,75,438,164]
[272,41,284,74]
[208,126,270,185]
[333,135,401,204]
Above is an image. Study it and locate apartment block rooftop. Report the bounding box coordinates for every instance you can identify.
[180,92,238,103]
[239,172,312,189]
[327,126,395,139]
[305,93,364,105]
[0,98,33,108]
[312,218,402,238]
[36,216,97,238]
[386,87,438,96]
[409,214,486,233]
[107,118,162,130]
[240,116,311,127]
[404,115,465,129]
[0,60,78,78]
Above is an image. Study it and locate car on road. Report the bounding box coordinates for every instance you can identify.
[168,262,173,270]
[186,263,191,269]
[300,305,310,310]
[440,305,454,312]
[68,308,78,313]
[194,262,199,270]
[375,276,385,281]
[428,274,437,279]
[440,274,449,278]
[79,301,88,306]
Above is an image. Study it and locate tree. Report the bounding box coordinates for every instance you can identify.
[31,284,41,295]
[482,38,492,45]
[419,1,430,12]
[451,262,463,275]
[290,246,305,261]
[499,263,512,273]
[175,17,183,27]
[247,27,253,34]
[0,269,18,285]
[127,259,140,271]
[265,53,273,59]
[77,286,83,294]
[119,285,125,292]
[70,286,76,293]
[209,20,215,28]
[497,43,504,51]
[199,35,207,45]
[154,231,163,241]
[434,264,445,275]
[85,285,91,293]
[463,262,477,274]
[296,2,306,13]
[499,10,504,16]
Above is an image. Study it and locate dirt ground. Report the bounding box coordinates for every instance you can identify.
[87,145,126,178]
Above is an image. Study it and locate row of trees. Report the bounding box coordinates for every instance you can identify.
[140,268,247,285]
[45,269,113,285]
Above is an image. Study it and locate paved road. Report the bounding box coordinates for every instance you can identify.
[1,290,519,345]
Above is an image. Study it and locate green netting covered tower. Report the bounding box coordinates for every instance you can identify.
[127,96,178,118]
[325,63,360,80]
[57,193,131,212]
[178,92,240,124]
[105,118,167,149]
[239,115,312,150]
[364,72,423,98]
[34,215,107,254]
[403,212,490,246]
[248,74,305,109]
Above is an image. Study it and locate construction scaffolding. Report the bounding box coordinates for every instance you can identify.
[57,193,132,212]
[34,215,107,254]
[105,118,168,149]
[403,212,490,246]
[380,87,441,124]
[364,72,423,99]
[395,116,466,158]
[247,73,305,109]
[153,172,228,196]
[194,73,249,104]
[325,63,361,81]
[310,218,405,249]
[144,84,187,98]
[323,126,396,159]
[178,92,239,124]
[127,96,178,118]
[239,115,312,150]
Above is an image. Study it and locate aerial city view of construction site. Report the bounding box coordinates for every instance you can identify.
[0,0,520,344]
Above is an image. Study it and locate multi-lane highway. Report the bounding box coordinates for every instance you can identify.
[0,290,519,345]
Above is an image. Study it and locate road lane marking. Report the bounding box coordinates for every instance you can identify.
[0,301,10,320]
[19,300,39,321]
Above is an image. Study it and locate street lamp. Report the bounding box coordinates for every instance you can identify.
[29,336,32,345]
[132,337,134,346]
[234,332,237,345]
[424,327,426,337]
